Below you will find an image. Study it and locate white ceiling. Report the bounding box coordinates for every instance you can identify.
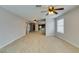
[0,5,77,21]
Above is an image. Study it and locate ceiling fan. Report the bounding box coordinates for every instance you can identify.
[41,6,64,16]
[33,19,40,23]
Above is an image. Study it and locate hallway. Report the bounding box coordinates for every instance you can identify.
[0,32,79,53]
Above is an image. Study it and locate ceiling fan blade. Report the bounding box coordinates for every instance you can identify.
[34,19,37,21]
[53,10,58,14]
[55,8,64,10]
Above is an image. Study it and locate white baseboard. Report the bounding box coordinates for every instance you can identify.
[0,35,25,49]
[55,35,79,48]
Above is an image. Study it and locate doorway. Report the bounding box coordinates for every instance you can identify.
[29,23,35,32]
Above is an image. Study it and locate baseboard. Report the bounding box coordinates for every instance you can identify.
[0,35,26,49]
[55,35,79,48]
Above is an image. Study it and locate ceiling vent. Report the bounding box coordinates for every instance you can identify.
[36,5,42,7]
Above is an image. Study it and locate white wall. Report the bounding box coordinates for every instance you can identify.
[55,7,79,48]
[46,17,55,36]
[35,23,38,32]
[26,23,30,34]
[0,7,26,48]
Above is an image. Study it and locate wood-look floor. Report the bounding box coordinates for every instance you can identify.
[0,32,79,53]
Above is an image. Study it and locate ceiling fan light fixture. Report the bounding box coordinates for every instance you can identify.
[48,11,53,14]
[33,19,37,23]
[49,6,53,9]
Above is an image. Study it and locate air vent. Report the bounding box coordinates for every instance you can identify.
[36,5,42,7]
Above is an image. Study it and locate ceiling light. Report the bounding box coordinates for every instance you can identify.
[48,12,53,14]
[33,19,37,23]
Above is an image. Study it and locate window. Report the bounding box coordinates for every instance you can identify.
[57,18,64,34]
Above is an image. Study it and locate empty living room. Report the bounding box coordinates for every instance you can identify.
[0,5,79,53]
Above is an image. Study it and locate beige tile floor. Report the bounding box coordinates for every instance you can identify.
[0,32,79,53]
